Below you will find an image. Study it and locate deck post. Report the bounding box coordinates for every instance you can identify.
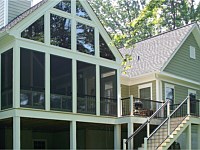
[144,138,147,150]
[167,100,170,135]
[187,96,190,116]
[70,121,76,150]
[186,123,191,150]
[128,122,134,149]
[123,139,126,150]
[147,118,150,138]
[130,95,134,116]
[13,116,20,150]
[114,124,121,149]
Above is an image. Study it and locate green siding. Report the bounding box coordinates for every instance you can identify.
[121,84,129,98]
[164,33,200,82]
[129,81,156,100]
[162,81,200,104]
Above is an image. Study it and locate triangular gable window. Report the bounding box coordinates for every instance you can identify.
[21,16,44,43]
[99,34,116,61]
[54,0,71,13]
[76,0,91,20]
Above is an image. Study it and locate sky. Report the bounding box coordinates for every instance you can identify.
[33,0,200,6]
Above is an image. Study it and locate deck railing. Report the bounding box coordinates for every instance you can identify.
[100,97,117,116]
[121,96,164,117]
[77,95,96,114]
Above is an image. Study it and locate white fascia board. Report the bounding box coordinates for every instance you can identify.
[160,25,195,72]
[157,71,200,90]
[120,72,157,86]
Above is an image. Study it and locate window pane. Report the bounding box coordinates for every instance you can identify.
[50,55,72,112]
[76,0,91,20]
[165,87,174,105]
[140,87,151,99]
[50,14,71,49]
[77,61,96,114]
[54,0,71,13]
[100,66,117,116]
[20,48,45,109]
[21,16,44,42]
[100,34,115,61]
[1,49,13,110]
[77,23,95,55]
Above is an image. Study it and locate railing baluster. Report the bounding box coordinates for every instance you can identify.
[130,95,134,116]
[187,96,190,115]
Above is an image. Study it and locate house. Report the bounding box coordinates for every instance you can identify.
[0,0,200,150]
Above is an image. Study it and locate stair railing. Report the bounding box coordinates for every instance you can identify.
[145,96,190,150]
[123,99,170,149]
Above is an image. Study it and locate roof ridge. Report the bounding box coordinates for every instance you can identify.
[133,22,196,45]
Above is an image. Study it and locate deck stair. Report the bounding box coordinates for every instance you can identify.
[123,96,192,150]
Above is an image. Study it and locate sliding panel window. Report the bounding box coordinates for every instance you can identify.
[1,49,13,110]
[77,61,96,114]
[20,48,45,109]
[100,66,117,116]
[50,55,72,112]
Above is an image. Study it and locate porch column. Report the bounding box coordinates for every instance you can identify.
[114,124,121,149]
[72,59,77,113]
[186,123,191,150]
[13,116,20,150]
[70,121,76,150]
[45,53,50,111]
[96,65,100,116]
[128,122,134,149]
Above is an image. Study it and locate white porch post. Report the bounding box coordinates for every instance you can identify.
[130,95,134,116]
[13,116,20,150]
[70,121,76,150]
[45,53,50,111]
[114,124,121,149]
[186,123,191,150]
[72,59,77,113]
[128,122,134,149]
[13,44,20,108]
[96,65,100,116]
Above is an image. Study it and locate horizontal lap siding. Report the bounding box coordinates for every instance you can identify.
[8,0,31,22]
[0,0,4,28]
[164,33,200,82]
[121,84,129,98]
[162,81,200,104]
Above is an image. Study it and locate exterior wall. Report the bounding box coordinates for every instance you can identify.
[0,0,4,28]
[164,33,200,82]
[129,81,156,100]
[121,84,129,98]
[162,81,200,104]
[8,0,31,23]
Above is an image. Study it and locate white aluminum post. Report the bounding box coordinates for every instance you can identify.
[128,123,134,149]
[187,96,190,116]
[114,124,121,149]
[123,139,127,150]
[13,116,20,150]
[130,95,134,116]
[144,138,148,150]
[186,123,191,150]
[45,53,50,111]
[167,100,170,135]
[70,121,76,150]
[147,118,150,138]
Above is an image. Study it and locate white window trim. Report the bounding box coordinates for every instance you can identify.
[138,83,153,100]
[165,83,175,103]
[190,46,196,59]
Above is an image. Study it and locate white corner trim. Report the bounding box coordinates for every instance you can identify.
[161,25,195,72]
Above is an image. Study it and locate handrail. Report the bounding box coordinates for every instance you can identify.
[134,97,164,104]
[125,99,169,144]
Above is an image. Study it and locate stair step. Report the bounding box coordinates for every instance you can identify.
[165,139,170,143]
[138,147,144,150]
[160,142,166,147]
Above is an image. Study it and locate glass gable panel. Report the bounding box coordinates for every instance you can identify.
[50,55,72,112]
[76,0,91,20]
[77,61,96,114]
[1,49,13,110]
[20,48,45,109]
[100,34,116,61]
[77,22,95,55]
[100,66,117,116]
[50,14,71,49]
[21,16,44,42]
[54,0,71,13]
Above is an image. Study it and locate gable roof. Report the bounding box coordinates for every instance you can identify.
[120,24,196,78]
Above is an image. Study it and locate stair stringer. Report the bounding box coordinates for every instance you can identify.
[157,116,191,150]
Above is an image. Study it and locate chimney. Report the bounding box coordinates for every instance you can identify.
[0,0,32,28]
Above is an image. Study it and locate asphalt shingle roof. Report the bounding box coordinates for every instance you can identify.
[120,24,194,78]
